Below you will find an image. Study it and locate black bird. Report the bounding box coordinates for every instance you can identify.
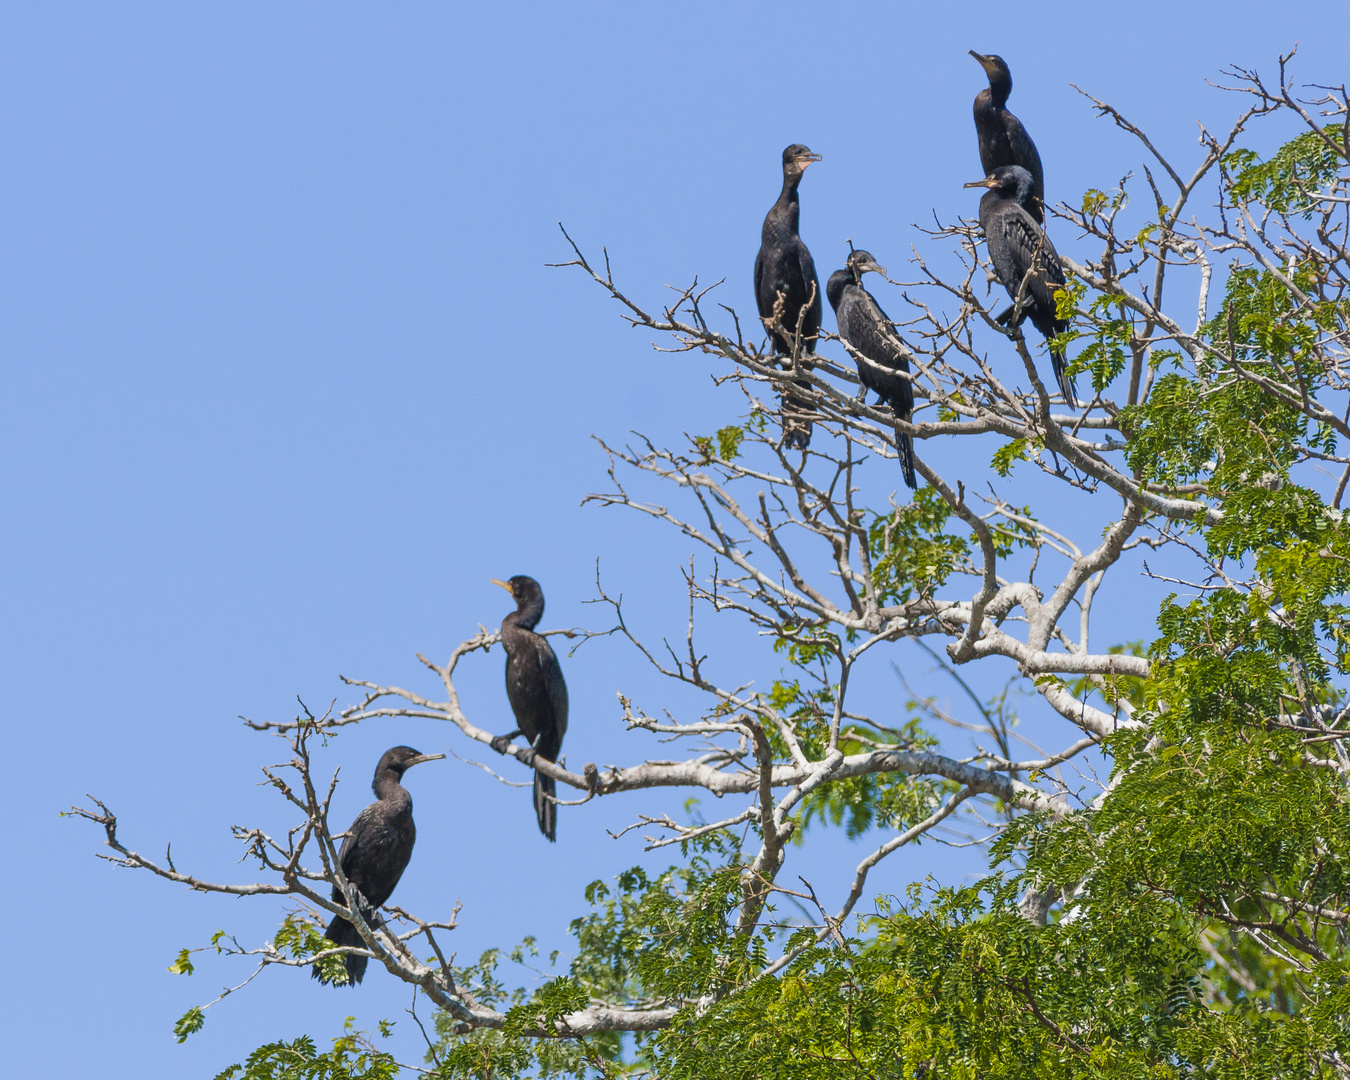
[970,51,1046,224]
[314,745,444,986]
[489,575,569,841]
[826,249,917,488]
[966,165,1078,407]
[754,143,823,449]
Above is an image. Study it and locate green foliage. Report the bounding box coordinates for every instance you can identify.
[758,674,950,842]
[1079,185,1127,220]
[868,486,970,605]
[989,504,1041,558]
[1227,125,1346,215]
[274,913,351,986]
[1118,371,1210,486]
[693,423,748,462]
[991,437,1031,477]
[1073,294,1133,394]
[641,871,1213,1078]
[716,424,745,461]
[429,839,754,1078]
[213,1019,398,1080]
[174,1006,206,1043]
[1120,258,1337,494]
[772,625,840,668]
[798,765,953,843]
[783,702,943,844]
[168,929,230,976]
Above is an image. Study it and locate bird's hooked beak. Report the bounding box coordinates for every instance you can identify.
[796,150,823,169]
[964,176,999,189]
[406,752,446,768]
[969,50,996,72]
[490,578,514,594]
[857,256,886,277]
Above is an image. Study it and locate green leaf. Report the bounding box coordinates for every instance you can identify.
[991,438,1030,477]
[173,1006,205,1043]
[715,424,745,461]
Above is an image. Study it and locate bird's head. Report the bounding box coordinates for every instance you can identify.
[964,164,1034,202]
[847,248,886,282]
[781,143,822,178]
[491,575,544,607]
[492,576,548,628]
[376,745,445,778]
[969,50,1012,96]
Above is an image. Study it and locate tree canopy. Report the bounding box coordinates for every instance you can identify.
[73,53,1350,1079]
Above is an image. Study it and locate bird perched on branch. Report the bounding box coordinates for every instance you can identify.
[755,143,823,449]
[313,745,444,986]
[490,575,569,841]
[966,164,1078,407]
[826,248,917,488]
[970,51,1046,224]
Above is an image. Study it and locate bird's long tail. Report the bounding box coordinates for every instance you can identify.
[778,350,816,450]
[895,424,917,490]
[876,391,917,490]
[1051,349,1079,409]
[534,770,557,842]
[312,913,369,987]
[781,381,814,449]
[1016,306,1079,409]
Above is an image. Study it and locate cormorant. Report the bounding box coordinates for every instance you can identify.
[489,575,569,842]
[313,745,444,986]
[826,249,917,488]
[970,52,1046,224]
[754,144,823,449]
[965,165,1078,407]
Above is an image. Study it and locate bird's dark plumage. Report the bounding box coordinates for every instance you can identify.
[314,745,443,987]
[491,575,569,841]
[754,143,823,449]
[967,165,1078,407]
[826,250,917,488]
[970,52,1046,224]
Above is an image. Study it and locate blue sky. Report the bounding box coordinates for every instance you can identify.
[3,2,1346,1075]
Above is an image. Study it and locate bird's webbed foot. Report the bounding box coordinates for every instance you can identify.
[519,733,547,767]
[995,303,1018,327]
[490,730,522,755]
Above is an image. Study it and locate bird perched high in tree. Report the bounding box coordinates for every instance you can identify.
[970,51,1046,224]
[826,248,917,488]
[755,143,823,449]
[489,575,569,842]
[966,164,1078,407]
[313,745,444,987]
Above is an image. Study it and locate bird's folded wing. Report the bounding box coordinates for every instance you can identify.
[999,215,1067,314]
[537,637,569,743]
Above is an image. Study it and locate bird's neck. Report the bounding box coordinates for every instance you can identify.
[978,188,1002,221]
[372,771,411,804]
[505,598,544,634]
[984,73,1011,108]
[770,175,802,229]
